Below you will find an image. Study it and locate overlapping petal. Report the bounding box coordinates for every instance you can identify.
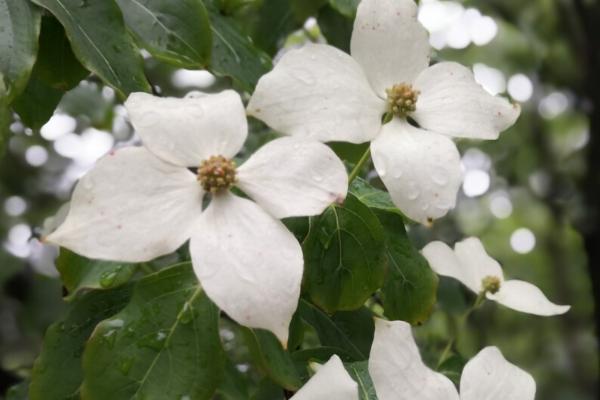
[413,62,520,140]
[351,0,430,97]
[125,90,247,167]
[190,193,303,343]
[248,44,384,143]
[237,137,348,219]
[369,319,460,400]
[460,347,536,400]
[290,355,359,400]
[488,280,571,316]
[46,147,203,262]
[370,119,462,224]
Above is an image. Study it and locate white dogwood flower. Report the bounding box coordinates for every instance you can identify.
[248,0,519,224]
[290,355,359,400]
[422,237,570,316]
[46,90,348,343]
[369,319,536,400]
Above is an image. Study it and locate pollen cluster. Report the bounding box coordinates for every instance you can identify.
[386,83,419,117]
[482,275,501,294]
[198,155,237,193]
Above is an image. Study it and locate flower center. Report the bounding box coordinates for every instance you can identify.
[197,155,237,193]
[386,83,419,118]
[481,275,501,294]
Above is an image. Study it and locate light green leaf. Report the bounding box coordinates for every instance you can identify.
[116,0,212,68]
[205,2,272,92]
[0,0,41,101]
[81,263,224,400]
[241,328,302,390]
[298,299,374,361]
[31,0,150,98]
[346,361,377,400]
[374,209,438,325]
[303,194,386,312]
[56,249,138,300]
[350,177,400,215]
[29,286,133,400]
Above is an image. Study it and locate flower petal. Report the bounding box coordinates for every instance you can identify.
[125,90,247,167]
[237,137,348,219]
[454,237,505,292]
[488,280,571,316]
[413,62,520,140]
[369,319,460,400]
[190,193,303,342]
[370,119,462,224]
[350,0,430,97]
[421,241,480,293]
[248,43,384,144]
[461,346,536,400]
[290,355,359,400]
[46,147,203,262]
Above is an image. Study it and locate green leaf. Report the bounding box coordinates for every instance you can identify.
[6,381,29,400]
[328,0,359,18]
[346,361,377,400]
[216,359,251,400]
[241,328,302,390]
[251,379,284,400]
[56,249,138,300]
[12,75,63,129]
[0,0,41,101]
[34,16,89,91]
[31,0,150,98]
[247,0,298,55]
[318,4,353,52]
[81,263,224,400]
[374,209,438,325]
[0,78,9,155]
[116,0,212,68]
[205,2,272,92]
[29,286,133,400]
[298,299,373,361]
[350,177,401,214]
[303,194,386,312]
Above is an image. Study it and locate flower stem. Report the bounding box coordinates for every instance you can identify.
[436,292,486,368]
[348,147,372,184]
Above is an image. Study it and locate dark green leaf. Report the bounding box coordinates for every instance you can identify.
[81,263,224,400]
[375,209,438,325]
[216,359,251,400]
[350,177,401,214]
[6,381,29,400]
[56,249,138,300]
[248,0,298,55]
[438,354,467,385]
[318,4,353,52]
[12,75,63,129]
[346,361,377,400]
[116,0,212,68]
[291,346,353,363]
[251,379,284,400]
[0,0,41,101]
[29,286,133,400]
[205,2,272,92]
[328,0,359,18]
[31,0,150,97]
[35,16,89,90]
[298,299,373,361]
[0,79,9,155]
[287,310,305,352]
[241,328,302,390]
[303,194,386,312]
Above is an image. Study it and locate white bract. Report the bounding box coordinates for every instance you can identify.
[369,319,537,400]
[290,355,359,400]
[248,0,520,224]
[46,90,348,343]
[422,237,570,316]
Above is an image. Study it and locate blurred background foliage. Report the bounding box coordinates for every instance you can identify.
[0,0,598,399]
